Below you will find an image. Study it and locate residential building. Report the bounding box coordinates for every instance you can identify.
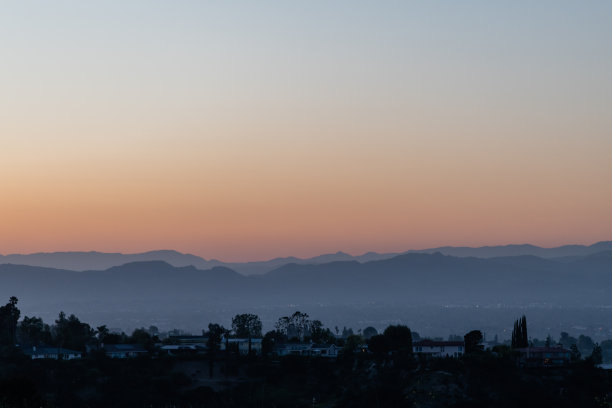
[160,344,206,356]
[102,344,148,358]
[274,343,339,358]
[413,340,464,357]
[168,335,208,346]
[22,345,82,360]
[275,343,313,356]
[310,344,339,358]
[516,346,571,367]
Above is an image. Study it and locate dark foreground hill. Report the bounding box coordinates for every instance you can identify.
[1,349,610,408]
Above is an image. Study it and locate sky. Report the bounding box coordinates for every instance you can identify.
[1,1,611,261]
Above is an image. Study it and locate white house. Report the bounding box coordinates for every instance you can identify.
[310,344,339,358]
[413,340,464,357]
[22,346,82,360]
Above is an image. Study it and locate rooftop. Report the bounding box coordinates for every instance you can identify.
[414,340,464,347]
[22,346,82,355]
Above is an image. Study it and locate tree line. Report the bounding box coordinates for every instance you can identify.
[1,297,609,365]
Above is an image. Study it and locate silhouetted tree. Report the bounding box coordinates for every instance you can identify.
[591,343,603,365]
[520,315,528,346]
[341,327,354,339]
[343,334,363,354]
[290,311,310,341]
[570,344,581,362]
[52,312,94,352]
[559,331,577,349]
[100,332,127,344]
[367,334,388,356]
[600,340,612,362]
[17,316,51,346]
[275,311,311,341]
[275,316,291,336]
[0,297,20,346]
[382,325,412,354]
[545,334,553,347]
[206,323,225,378]
[231,313,262,338]
[231,313,262,354]
[262,330,286,357]
[578,334,595,356]
[129,328,154,350]
[96,325,109,341]
[308,320,335,344]
[464,330,484,354]
[511,315,528,348]
[363,327,378,340]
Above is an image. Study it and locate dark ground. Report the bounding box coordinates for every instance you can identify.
[1,350,611,408]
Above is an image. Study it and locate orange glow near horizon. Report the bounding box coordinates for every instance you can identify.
[2,129,611,261]
[1,2,611,261]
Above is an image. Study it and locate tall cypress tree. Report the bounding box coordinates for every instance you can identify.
[511,315,528,348]
[521,315,528,347]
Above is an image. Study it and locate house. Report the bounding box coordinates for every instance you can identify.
[160,344,206,356]
[102,344,148,358]
[599,364,612,370]
[167,335,209,351]
[22,345,82,360]
[516,346,570,367]
[221,338,263,355]
[275,343,313,356]
[310,344,339,358]
[413,340,464,357]
[168,335,208,345]
[274,343,339,358]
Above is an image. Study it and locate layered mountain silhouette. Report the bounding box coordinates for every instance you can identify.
[1,241,611,275]
[2,250,612,311]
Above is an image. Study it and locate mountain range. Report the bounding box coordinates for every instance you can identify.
[1,248,611,318]
[3,242,611,336]
[1,241,611,275]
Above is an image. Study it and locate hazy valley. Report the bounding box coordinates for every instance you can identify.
[2,242,611,341]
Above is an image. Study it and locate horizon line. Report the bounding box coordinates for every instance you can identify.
[1,239,610,264]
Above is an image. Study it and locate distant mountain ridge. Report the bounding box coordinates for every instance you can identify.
[2,250,612,311]
[1,241,610,275]
[2,250,612,334]
[404,241,612,259]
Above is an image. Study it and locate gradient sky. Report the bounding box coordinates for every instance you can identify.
[1,1,611,261]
